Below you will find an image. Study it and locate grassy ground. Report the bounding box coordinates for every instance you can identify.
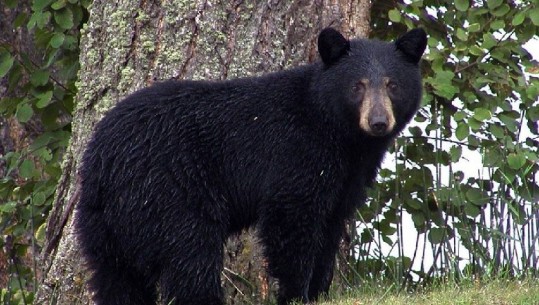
[318,279,539,305]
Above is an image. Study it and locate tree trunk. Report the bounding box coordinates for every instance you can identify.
[36,1,370,304]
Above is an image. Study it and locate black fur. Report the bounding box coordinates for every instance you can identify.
[318,28,350,65]
[75,27,427,305]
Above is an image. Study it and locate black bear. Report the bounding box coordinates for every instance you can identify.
[75,27,427,305]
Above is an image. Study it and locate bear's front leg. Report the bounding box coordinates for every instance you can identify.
[258,203,325,305]
[308,220,344,301]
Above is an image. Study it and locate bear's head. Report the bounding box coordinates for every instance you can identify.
[315,27,427,138]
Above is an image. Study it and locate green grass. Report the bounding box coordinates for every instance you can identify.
[318,279,539,305]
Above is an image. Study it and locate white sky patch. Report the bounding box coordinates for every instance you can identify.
[524,38,539,61]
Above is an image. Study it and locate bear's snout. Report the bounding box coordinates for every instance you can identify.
[358,80,396,136]
[368,108,389,136]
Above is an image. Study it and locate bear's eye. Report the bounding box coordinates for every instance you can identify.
[352,83,365,94]
[387,81,398,91]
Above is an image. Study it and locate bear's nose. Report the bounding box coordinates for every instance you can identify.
[369,116,388,136]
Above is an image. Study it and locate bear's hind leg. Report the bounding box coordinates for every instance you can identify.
[158,222,225,305]
[88,260,157,305]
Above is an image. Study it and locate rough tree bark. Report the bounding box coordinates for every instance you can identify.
[36,1,371,304]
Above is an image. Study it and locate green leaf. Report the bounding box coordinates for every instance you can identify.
[492,4,510,17]
[71,4,83,27]
[405,199,422,210]
[32,0,54,11]
[512,11,526,26]
[41,11,52,28]
[507,152,526,170]
[530,8,539,26]
[360,230,373,243]
[16,102,33,123]
[454,111,467,122]
[0,52,14,78]
[436,70,455,82]
[19,159,36,179]
[466,188,488,206]
[0,97,23,114]
[455,123,469,141]
[35,223,47,245]
[430,69,457,99]
[411,213,426,229]
[27,12,38,29]
[376,219,397,236]
[469,45,484,56]
[487,0,502,9]
[468,118,482,131]
[35,147,53,161]
[499,112,518,133]
[450,146,462,162]
[428,227,446,244]
[408,126,422,137]
[4,152,21,174]
[473,108,492,121]
[0,202,17,213]
[468,23,481,32]
[468,135,479,148]
[507,202,526,224]
[44,49,60,68]
[490,19,505,30]
[527,86,539,101]
[381,234,392,246]
[498,167,517,184]
[388,9,401,23]
[50,32,65,48]
[36,91,54,108]
[464,204,481,218]
[482,33,497,49]
[33,192,47,206]
[63,34,78,50]
[51,0,67,10]
[468,117,482,130]
[28,11,52,29]
[489,124,505,139]
[29,133,53,151]
[433,83,459,100]
[54,8,74,29]
[456,28,468,41]
[14,12,28,28]
[455,0,469,11]
[30,69,50,86]
[527,106,539,123]
[485,147,503,166]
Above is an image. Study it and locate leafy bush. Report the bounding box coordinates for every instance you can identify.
[341,0,539,286]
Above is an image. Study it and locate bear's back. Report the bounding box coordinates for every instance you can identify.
[78,65,340,220]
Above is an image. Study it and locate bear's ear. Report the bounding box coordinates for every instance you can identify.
[318,27,350,65]
[395,28,427,64]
